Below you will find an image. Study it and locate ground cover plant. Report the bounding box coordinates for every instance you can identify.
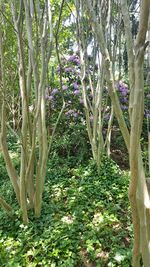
[0,153,131,267]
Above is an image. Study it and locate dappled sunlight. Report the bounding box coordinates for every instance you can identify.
[96,251,109,262]
[114,252,126,264]
[92,211,104,227]
[61,214,75,224]
[0,0,149,264]
[51,185,62,199]
[9,152,19,159]
[0,156,131,266]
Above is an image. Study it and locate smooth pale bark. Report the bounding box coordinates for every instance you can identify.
[105,105,114,157]
[130,1,150,265]
[0,0,54,223]
[23,0,55,217]
[34,1,50,217]
[0,197,12,214]
[148,132,150,174]
[23,0,40,154]
[76,0,150,265]
[76,2,107,172]
[76,0,128,171]
[11,1,29,224]
[0,9,20,204]
[85,0,130,152]
[121,0,150,265]
[120,0,135,120]
[22,0,50,218]
[83,0,150,265]
[80,50,104,170]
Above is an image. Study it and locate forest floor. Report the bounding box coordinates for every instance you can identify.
[0,151,132,267]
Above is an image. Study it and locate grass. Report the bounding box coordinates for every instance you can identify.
[0,154,132,267]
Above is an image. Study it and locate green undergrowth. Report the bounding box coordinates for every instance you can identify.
[0,155,132,267]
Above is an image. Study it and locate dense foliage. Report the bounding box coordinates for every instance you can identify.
[0,149,131,267]
[1,0,150,266]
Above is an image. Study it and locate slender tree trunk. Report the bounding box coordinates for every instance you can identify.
[148,132,150,174]
[0,196,12,214]
[85,0,130,151]
[0,8,20,204]
[82,0,150,265]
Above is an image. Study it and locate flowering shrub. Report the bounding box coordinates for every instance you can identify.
[45,54,85,124]
[116,81,150,122]
[45,53,150,131]
[116,81,129,111]
[44,54,150,169]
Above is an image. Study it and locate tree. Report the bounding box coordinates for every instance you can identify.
[75,0,118,172]
[0,0,53,223]
[76,0,150,265]
[121,0,150,266]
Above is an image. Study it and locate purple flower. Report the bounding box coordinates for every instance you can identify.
[68,55,76,61]
[65,109,79,119]
[73,58,80,65]
[62,85,68,90]
[73,112,78,118]
[79,98,84,104]
[117,81,129,96]
[74,90,80,95]
[146,113,150,118]
[51,88,58,95]
[120,97,128,103]
[65,109,74,116]
[121,105,128,110]
[75,68,81,75]
[45,95,49,100]
[73,82,79,90]
[47,95,53,101]
[121,90,128,96]
[145,109,150,118]
[68,55,80,65]
[64,67,73,73]
[146,94,150,98]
